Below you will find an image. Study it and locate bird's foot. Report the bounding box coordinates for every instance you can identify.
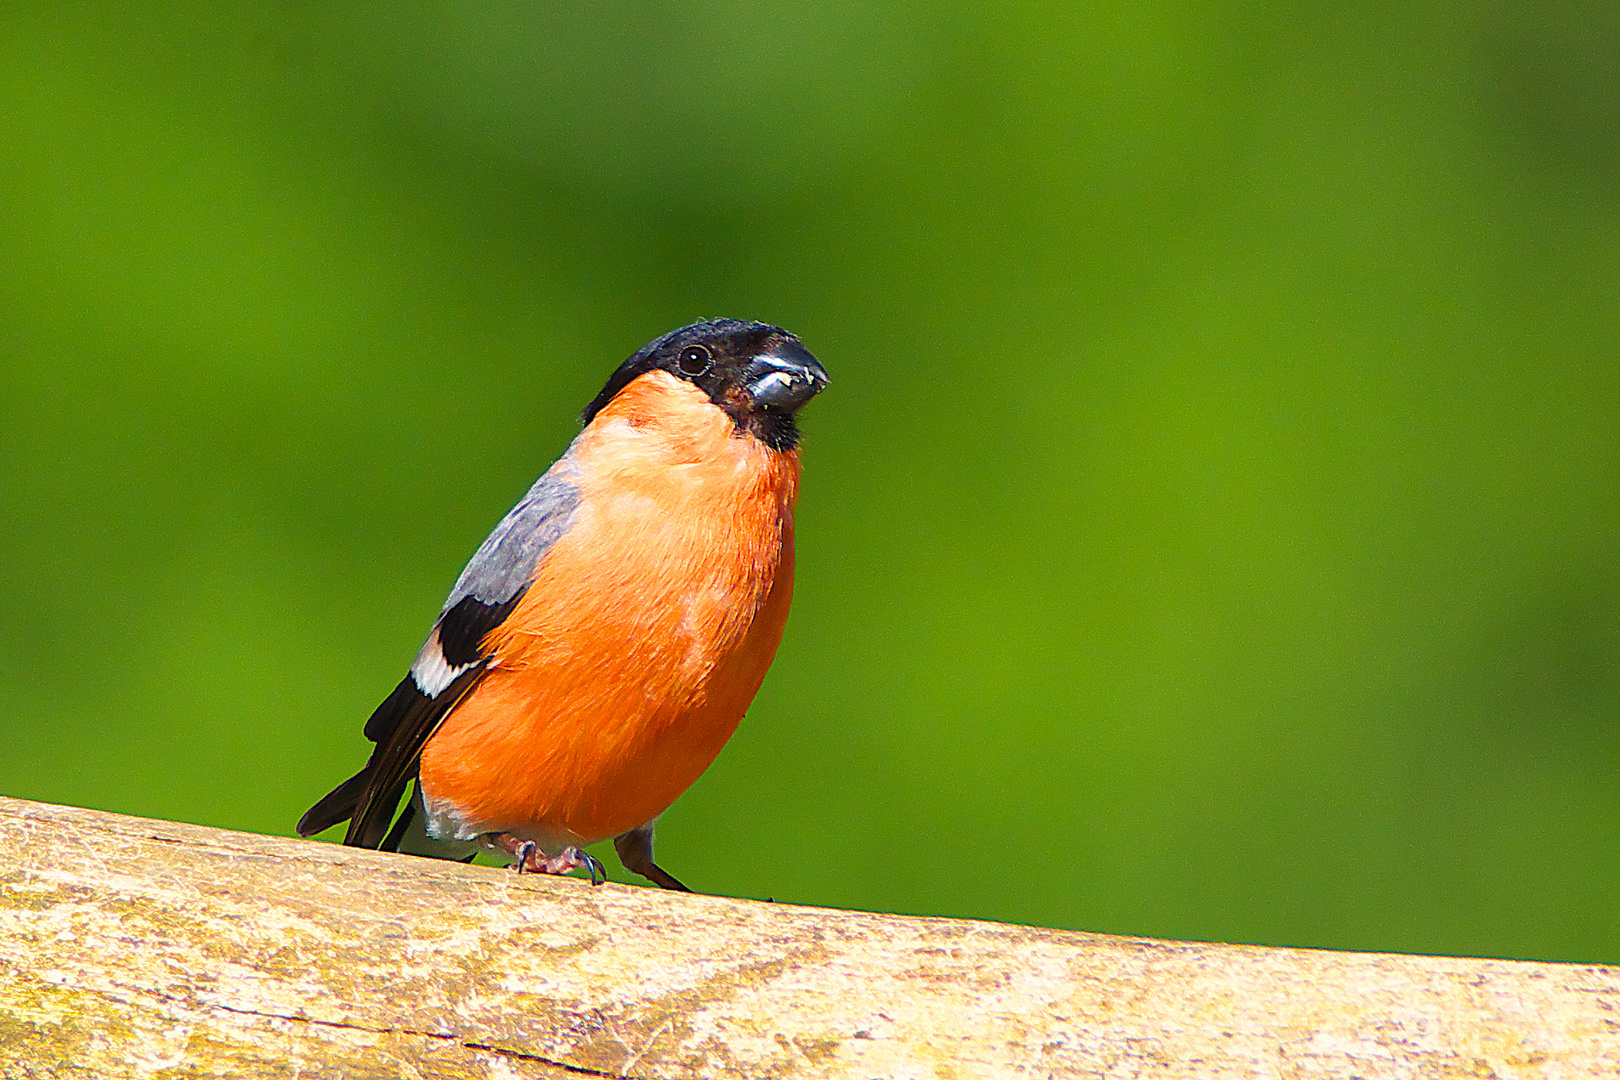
[488,833,605,885]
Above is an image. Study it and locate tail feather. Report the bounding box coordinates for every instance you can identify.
[296,767,369,838]
[380,790,416,852]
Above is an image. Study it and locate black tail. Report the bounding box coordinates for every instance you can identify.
[296,768,369,838]
[380,792,417,852]
[300,667,486,850]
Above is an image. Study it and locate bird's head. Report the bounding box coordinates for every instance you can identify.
[583,320,828,451]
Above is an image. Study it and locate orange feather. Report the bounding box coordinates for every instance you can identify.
[416,370,799,848]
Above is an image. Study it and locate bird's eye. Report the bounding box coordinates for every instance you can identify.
[677,345,712,377]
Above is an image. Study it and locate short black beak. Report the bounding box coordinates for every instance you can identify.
[743,340,829,412]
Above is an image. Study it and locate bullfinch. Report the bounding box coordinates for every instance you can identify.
[297,319,827,890]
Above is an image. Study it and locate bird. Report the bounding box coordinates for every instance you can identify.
[297,319,827,891]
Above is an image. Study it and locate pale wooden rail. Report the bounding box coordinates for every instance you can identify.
[0,795,1615,1078]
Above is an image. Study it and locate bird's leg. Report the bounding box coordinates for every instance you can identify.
[486,833,605,885]
[614,822,691,892]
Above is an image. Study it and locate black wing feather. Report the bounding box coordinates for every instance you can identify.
[344,664,487,848]
[346,590,527,848]
[297,461,580,851]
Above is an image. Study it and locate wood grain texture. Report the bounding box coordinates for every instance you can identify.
[0,795,1615,1079]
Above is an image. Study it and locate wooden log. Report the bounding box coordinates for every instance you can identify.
[0,795,1615,1078]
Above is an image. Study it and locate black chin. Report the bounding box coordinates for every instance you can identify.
[753,409,801,452]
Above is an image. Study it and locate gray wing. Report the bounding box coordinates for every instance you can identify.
[297,456,582,848]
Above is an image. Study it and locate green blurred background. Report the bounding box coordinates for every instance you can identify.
[3,3,1618,963]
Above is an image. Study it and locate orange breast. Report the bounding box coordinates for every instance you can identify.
[417,371,799,847]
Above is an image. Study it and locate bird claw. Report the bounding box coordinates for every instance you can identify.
[492,834,606,885]
[508,839,538,873]
[567,847,608,886]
